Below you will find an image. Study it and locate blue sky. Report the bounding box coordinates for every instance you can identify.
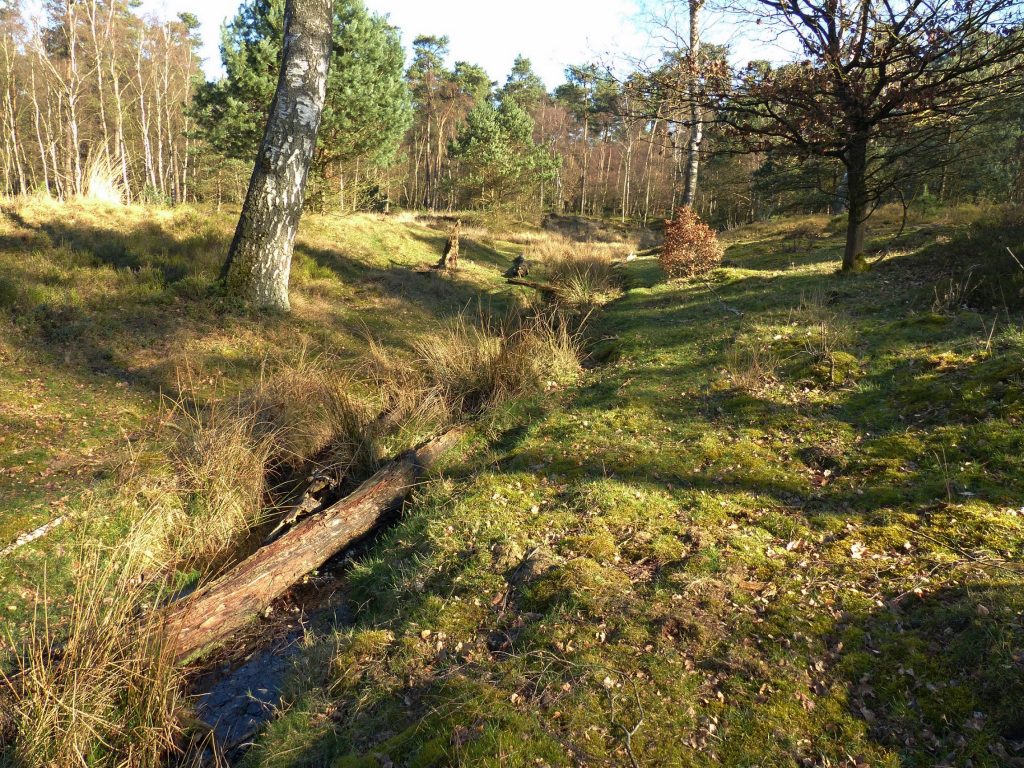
[135,0,778,86]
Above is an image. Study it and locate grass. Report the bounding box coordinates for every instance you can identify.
[3,539,186,768]
[0,197,540,626]
[522,235,624,308]
[234,203,1023,768]
[0,196,613,765]
[2,198,1023,766]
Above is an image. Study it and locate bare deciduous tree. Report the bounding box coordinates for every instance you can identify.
[722,0,1024,270]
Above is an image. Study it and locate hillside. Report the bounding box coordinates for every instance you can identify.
[2,201,1023,767]
[239,207,1024,767]
[0,199,536,634]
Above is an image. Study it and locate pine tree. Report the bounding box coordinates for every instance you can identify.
[193,0,410,207]
[448,96,559,212]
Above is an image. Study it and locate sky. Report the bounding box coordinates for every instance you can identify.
[135,0,780,86]
[135,0,655,85]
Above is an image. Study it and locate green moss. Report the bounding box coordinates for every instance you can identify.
[8,202,1024,768]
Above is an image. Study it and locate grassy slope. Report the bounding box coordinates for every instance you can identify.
[244,209,1024,767]
[0,199,526,637]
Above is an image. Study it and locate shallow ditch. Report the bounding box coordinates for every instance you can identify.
[182,262,633,763]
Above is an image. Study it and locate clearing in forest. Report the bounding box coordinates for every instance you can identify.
[1,200,1023,768]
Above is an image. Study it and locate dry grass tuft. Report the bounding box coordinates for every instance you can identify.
[2,542,187,768]
[235,357,381,476]
[523,235,622,306]
[723,341,780,392]
[81,153,127,206]
[414,310,582,416]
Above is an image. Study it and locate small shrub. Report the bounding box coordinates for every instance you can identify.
[660,206,724,278]
[723,341,779,391]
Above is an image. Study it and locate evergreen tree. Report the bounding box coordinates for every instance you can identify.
[448,96,559,212]
[499,55,546,110]
[193,0,410,206]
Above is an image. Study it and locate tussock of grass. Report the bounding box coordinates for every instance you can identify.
[522,235,624,307]
[414,311,581,416]
[2,541,185,768]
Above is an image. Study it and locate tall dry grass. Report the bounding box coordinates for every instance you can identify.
[413,310,581,416]
[522,235,624,306]
[2,306,587,766]
[2,542,186,768]
[81,153,127,206]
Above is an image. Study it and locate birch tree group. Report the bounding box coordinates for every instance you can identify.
[0,0,201,202]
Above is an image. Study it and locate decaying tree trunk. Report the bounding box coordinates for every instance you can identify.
[222,0,333,311]
[504,254,530,278]
[435,219,461,270]
[505,277,559,297]
[164,428,463,660]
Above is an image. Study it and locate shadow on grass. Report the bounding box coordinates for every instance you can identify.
[0,210,517,404]
[835,582,1024,766]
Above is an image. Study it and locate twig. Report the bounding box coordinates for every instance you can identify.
[701,280,743,316]
[1007,247,1024,272]
[607,677,645,768]
[0,516,65,558]
[909,528,1023,576]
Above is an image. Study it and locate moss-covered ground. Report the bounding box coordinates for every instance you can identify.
[241,207,1024,767]
[1,199,1022,766]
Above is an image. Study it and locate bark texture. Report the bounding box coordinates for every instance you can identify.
[222,0,333,311]
[681,0,704,208]
[164,428,464,660]
[436,219,461,270]
[842,135,869,271]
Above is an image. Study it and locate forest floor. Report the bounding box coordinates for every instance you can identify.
[0,198,532,635]
[238,206,1024,768]
[1,198,1023,767]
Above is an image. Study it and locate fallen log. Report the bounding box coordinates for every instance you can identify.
[0,515,65,558]
[506,277,560,296]
[163,427,464,660]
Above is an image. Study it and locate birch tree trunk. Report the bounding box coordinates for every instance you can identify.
[222,0,332,311]
[681,0,704,208]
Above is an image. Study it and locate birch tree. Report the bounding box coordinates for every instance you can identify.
[222,0,333,311]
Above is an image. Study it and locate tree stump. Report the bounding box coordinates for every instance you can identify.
[504,254,530,278]
[436,219,461,270]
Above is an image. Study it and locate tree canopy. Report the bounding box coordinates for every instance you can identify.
[720,0,1024,268]
[448,95,559,212]
[192,0,410,205]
